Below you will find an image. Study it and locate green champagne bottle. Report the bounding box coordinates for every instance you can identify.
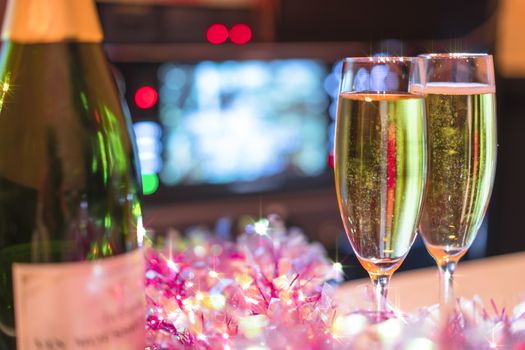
[0,0,145,348]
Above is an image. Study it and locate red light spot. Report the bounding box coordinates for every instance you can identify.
[134,86,158,109]
[229,23,252,45]
[328,152,334,169]
[206,23,229,45]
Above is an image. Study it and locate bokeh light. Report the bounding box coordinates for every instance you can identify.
[229,23,252,45]
[142,173,159,195]
[206,23,229,44]
[134,121,163,175]
[135,86,158,109]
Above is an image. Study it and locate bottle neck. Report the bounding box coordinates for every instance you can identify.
[2,0,103,43]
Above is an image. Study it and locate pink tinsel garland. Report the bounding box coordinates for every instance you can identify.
[144,216,525,349]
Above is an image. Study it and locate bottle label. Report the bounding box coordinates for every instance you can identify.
[12,250,145,350]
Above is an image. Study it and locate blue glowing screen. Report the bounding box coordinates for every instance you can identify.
[135,59,341,193]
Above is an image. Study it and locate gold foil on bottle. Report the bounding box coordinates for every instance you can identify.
[2,0,103,43]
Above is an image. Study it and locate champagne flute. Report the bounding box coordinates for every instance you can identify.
[334,57,427,319]
[418,53,497,315]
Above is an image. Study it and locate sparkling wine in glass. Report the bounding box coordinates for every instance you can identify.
[334,57,427,318]
[418,53,497,315]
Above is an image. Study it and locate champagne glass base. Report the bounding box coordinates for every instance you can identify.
[348,309,402,323]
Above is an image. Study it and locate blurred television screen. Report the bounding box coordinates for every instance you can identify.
[132,58,342,200]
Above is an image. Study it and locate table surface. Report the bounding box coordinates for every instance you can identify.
[335,251,525,314]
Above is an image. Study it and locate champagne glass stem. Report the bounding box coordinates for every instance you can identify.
[438,260,456,319]
[370,274,390,320]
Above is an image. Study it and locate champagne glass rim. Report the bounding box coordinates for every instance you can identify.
[419,52,492,59]
[342,56,421,63]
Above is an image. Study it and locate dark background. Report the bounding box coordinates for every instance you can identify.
[2,0,520,279]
